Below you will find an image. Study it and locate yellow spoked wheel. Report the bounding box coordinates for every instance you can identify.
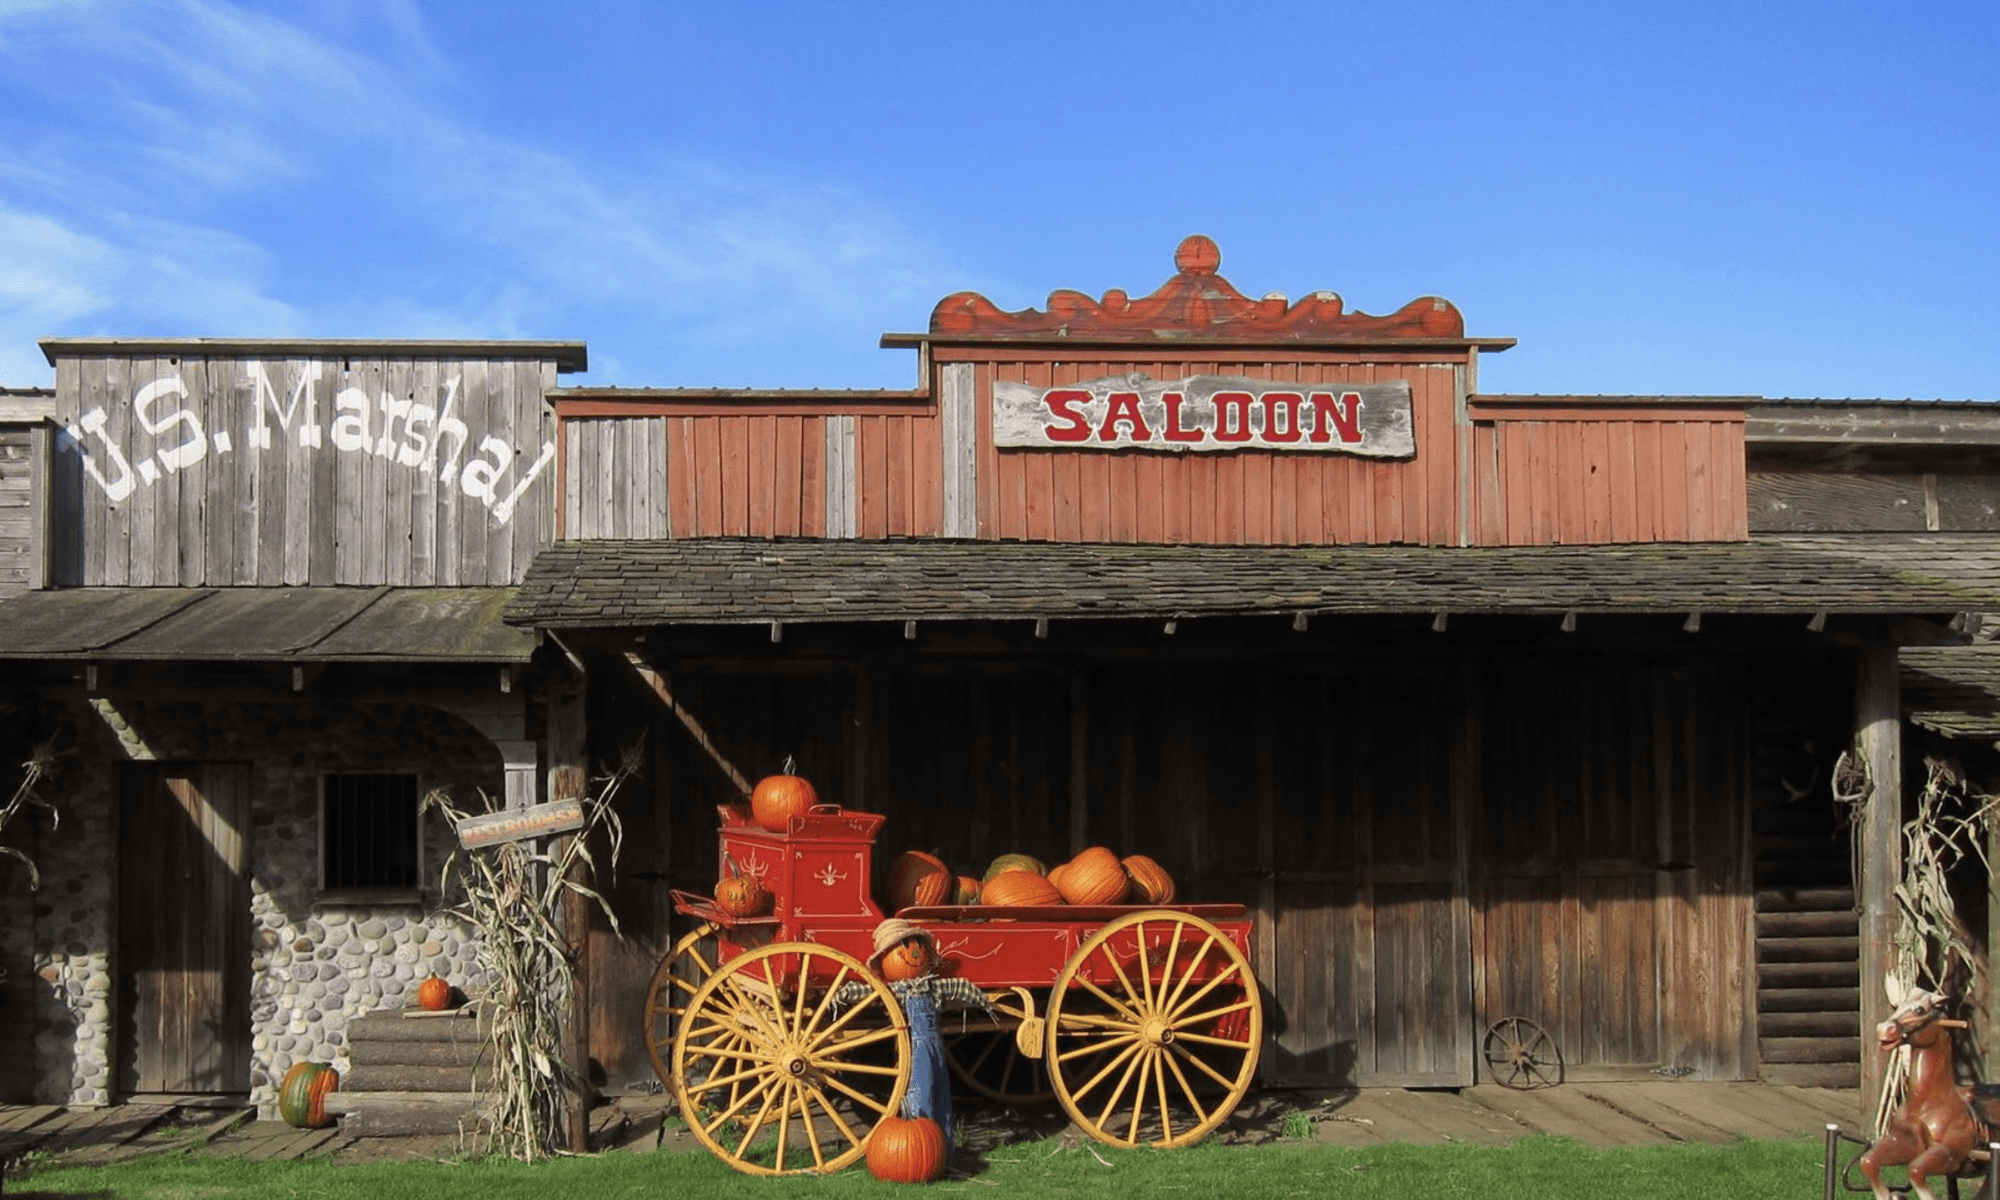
[643,922,719,1091]
[946,987,1055,1104]
[670,942,912,1175]
[1045,911,1262,1149]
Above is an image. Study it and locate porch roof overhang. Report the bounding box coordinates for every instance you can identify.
[0,586,535,663]
[503,534,2000,630]
[1903,643,2000,741]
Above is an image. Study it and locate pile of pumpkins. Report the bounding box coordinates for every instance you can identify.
[885,846,1176,912]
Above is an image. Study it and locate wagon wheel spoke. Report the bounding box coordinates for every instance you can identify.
[1047,912,1262,1151]
[673,941,910,1176]
[1482,1016,1563,1090]
[1160,1045,1212,1127]
[644,922,719,1090]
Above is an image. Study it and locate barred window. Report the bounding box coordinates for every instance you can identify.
[320,773,421,897]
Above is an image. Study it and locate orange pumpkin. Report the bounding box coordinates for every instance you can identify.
[750,771,818,832]
[1055,846,1129,905]
[277,1061,340,1129]
[1047,861,1072,894]
[886,850,952,911]
[1122,854,1176,905]
[982,853,1045,883]
[715,872,770,918]
[416,976,452,1012]
[867,1113,949,1182]
[952,875,982,905]
[980,870,1064,907]
[878,938,935,983]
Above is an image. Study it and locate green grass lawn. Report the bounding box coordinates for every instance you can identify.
[13,1133,1833,1199]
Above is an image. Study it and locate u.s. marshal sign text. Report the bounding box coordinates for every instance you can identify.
[993,374,1414,457]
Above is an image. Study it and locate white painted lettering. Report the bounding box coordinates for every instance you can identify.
[330,387,373,452]
[63,408,137,502]
[373,393,414,458]
[246,363,321,450]
[132,376,207,471]
[459,435,512,505]
[491,440,557,524]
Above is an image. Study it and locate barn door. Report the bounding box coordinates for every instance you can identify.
[117,762,251,1097]
[1261,672,1475,1088]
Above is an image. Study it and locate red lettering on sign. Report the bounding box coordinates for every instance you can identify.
[1213,392,1254,443]
[1309,392,1364,444]
[1099,391,1151,441]
[1163,392,1203,442]
[1261,392,1304,443]
[1042,389,1093,442]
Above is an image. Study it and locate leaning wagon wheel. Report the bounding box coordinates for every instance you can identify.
[1482,1016,1563,1089]
[1045,910,1263,1149]
[946,987,1055,1105]
[643,921,720,1091]
[670,941,911,1176]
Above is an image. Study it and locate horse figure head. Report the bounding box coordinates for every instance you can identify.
[1877,982,1956,1053]
[1859,977,1980,1200]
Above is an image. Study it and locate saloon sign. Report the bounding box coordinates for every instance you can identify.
[993,374,1415,457]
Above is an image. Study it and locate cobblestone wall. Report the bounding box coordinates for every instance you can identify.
[24,695,507,1112]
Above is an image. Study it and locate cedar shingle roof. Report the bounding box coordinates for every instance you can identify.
[1903,643,2000,740]
[503,534,2000,628]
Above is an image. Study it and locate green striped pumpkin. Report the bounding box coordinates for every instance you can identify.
[278,1060,340,1129]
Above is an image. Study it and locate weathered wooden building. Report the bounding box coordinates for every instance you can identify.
[2,238,1998,1117]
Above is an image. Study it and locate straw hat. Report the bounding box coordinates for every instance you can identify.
[868,918,935,970]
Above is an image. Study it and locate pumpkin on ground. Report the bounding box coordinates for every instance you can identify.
[749,770,818,832]
[980,870,1064,908]
[278,1061,340,1129]
[1054,846,1130,906]
[866,1113,949,1182]
[952,875,982,905]
[981,853,1045,883]
[416,976,453,1012]
[886,850,952,911]
[1122,854,1177,905]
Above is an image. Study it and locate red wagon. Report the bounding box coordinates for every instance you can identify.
[642,803,1263,1175]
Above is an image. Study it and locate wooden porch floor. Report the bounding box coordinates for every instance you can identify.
[0,1081,1867,1168]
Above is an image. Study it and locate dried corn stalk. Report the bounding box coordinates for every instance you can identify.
[426,752,633,1161]
[1,738,60,891]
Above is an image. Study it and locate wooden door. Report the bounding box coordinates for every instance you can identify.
[117,763,251,1096]
[1262,671,1475,1088]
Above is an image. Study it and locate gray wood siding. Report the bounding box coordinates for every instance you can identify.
[47,353,563,586]
[0,425,41,596]
[563,417,669,539]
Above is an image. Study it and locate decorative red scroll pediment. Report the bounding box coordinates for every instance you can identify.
[930,235,1465,342]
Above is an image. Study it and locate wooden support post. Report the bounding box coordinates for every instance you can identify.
[1856,646,1902,1124]
[547,659,593,1155]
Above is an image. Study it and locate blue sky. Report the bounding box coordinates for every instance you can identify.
[1,1,1994,400]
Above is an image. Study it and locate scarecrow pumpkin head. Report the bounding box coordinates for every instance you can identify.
[869,917,937,983]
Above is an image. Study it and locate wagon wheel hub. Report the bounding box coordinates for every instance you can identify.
[1141,1014,1174,1047]
[784,1054,809,1077]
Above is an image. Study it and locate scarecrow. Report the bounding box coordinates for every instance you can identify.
[835,918,993,1149]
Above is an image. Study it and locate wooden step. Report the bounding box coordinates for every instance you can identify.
[1757,986,1861,1013]
[1757,936,1861,963]
[1757,1011,1859,1039]
[1755,887,1856,912]
[322,1090,492,1139]
[1759,1036,1862,1065]
[1759,961,1862,988]
[340,1063,495,1093]
[1755,909,1859,938]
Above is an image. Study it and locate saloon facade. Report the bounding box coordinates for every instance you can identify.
[2,237,1997,1117]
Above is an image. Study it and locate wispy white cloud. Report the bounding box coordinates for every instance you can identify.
[0,0,952,386]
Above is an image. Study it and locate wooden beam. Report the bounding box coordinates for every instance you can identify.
[1683,612,1703,633]
[546,658,592,1155]
[1291,612,1308,633]
[623,652,753,797]
[1855,646,1902,1125]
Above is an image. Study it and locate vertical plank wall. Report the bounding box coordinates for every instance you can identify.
[966,352,1465,546]
[48,353,563,586]
[1469,401,1750,545]
[588,646,1754,1091]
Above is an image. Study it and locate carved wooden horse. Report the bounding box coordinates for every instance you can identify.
[1859,979,1989,1200]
